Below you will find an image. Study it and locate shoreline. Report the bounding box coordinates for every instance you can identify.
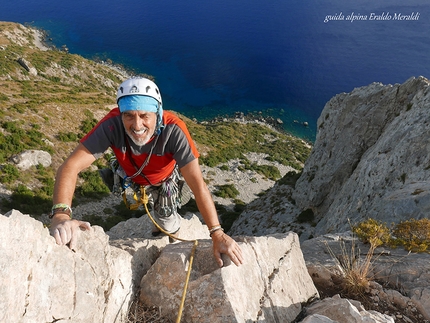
[28,24,315,143]
[31,27,50,51]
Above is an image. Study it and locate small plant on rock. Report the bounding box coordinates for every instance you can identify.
[352,218,391,247]
[392,218,430,253]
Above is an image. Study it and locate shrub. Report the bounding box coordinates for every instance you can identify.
[214,184,239,199]
[0,164,19,183]
[392,218,430,252]
[79,117,98,135]
[216,200,245,233]
[2,184,51,217]
[277,170,301,187]
[352,218,390,248]
[0,93,9,102]
[75,170,110,199]
[58,131,78,142]
[219,164,229,171]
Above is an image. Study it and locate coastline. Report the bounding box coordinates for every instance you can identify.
[28,23,314,142]
[31,27,49,51]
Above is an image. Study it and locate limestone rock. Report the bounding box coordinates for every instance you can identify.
[17,57,38,76]
[139,233,319,322]
[293,76,430,234]
[303,295,395,323]
[0,210,133,323]
[11,149,51,170]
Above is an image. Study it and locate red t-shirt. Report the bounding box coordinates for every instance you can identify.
[81,108,199,185]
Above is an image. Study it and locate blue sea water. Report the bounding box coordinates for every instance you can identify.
[2,0,430,141]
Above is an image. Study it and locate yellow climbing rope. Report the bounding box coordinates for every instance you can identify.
[124,186,198,323]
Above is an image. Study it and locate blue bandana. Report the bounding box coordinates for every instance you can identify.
[118,95,159,113]
[118,95,164,133]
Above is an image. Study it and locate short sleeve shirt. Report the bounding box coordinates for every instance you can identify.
[80,108,200,185]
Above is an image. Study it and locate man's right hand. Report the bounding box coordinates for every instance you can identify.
[50,213,92,251]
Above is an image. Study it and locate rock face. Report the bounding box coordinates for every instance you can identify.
[293,76,430,234]
[139,233,319,322]
[0,210,133,323]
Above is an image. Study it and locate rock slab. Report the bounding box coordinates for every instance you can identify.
[140,232,319,322]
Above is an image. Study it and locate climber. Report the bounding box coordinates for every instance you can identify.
[49,76,243,267]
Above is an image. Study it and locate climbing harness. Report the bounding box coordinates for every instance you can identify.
[108,133,198,322]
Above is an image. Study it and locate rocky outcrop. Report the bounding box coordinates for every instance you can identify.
[139,234,319,322]
[4,210,430,322]
[0,209,133,323]
[293,76,430,234]
[17,57,38,76]
[11,149,52,170]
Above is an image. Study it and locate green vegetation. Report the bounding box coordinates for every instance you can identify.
[323,217,430,302]
[58,131,78,142]
[214,184,240,199]
[2,183,52,217]
[353,217,430,253]
[0,164,19,183]
[185,121,311,170]
[352,218,390,247]
[0,121,53,163]
[75,170,111,200]
[392,218,430,252]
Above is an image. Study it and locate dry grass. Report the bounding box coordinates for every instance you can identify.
[126,295,172,323]
[323,219,388,298]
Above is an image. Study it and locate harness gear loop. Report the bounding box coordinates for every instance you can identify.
[138,186,198,323]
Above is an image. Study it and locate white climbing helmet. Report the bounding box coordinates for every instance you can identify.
[116,77,162,106]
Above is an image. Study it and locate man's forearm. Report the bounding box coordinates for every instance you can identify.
[53,162,78,206]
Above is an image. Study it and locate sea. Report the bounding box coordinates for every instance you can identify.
[1,0,429,141]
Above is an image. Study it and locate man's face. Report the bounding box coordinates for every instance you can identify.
[121,110,157,146]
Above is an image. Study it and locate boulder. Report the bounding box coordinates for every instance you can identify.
[0,210,133,323]
[302,295,394,323]
[11,149,52,170]
[139,233,319,322]
[17,57,38,76]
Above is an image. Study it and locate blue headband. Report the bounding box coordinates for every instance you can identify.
[118,95,164,133]
[118,95,159,113]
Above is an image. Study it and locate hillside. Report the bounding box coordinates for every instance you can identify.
[0,22,311,230]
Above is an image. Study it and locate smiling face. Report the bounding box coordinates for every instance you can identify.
[121,110,157,146]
